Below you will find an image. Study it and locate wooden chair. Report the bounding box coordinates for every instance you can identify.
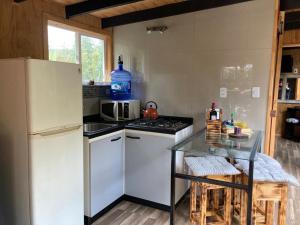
[190,175,232,225]
[240,175,288,225]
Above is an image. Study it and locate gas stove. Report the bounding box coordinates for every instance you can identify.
[125,116,193,134]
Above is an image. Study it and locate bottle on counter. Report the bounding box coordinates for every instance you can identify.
[210,102,218,121]
[110,56,132,100]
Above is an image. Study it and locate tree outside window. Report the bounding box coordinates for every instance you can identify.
[81,35,104,82]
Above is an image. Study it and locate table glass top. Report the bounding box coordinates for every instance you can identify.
[169,129,262,160]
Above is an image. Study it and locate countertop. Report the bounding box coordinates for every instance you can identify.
[83,115,193,139]
[83,115,127,139]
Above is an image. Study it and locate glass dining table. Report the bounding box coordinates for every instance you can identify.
[168,129,263,225]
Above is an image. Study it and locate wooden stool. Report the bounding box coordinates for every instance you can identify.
[240,175,288,225]
[233,174,242,217]
[190,175,232,225]
[233,175,268,223]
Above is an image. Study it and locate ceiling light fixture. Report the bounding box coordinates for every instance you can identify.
[146,26,168,34]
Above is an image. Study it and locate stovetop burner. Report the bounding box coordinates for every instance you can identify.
[126,117,192,134]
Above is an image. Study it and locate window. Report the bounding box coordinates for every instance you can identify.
[47,22,107,83]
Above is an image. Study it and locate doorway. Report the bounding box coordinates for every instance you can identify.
[265,8,300,157]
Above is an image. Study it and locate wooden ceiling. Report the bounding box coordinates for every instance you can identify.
[52,0,81,4]
[50,0,300,29]
[91,0,182,18]
[52,0,183,19]
[51,0,256,28]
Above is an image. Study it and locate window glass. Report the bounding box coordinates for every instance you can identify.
[81,35,105,82]
[48,25,77,63]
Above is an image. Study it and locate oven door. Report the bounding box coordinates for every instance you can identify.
[100,102,118,121]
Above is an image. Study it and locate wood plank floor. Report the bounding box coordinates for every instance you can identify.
[275,137,300,225]
[93,137,300,225]
[93,198,193,225]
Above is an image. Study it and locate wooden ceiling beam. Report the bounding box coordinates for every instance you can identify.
[101,0,253,28]
[65,0,143,19]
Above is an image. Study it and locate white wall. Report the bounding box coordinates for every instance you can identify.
[113,0,275,131]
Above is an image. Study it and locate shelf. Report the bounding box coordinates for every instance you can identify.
[278,100,300,104]
[280,73,300,76]
[283,44,300,48]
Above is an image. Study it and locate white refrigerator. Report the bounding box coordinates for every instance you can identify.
[0,58,84,225]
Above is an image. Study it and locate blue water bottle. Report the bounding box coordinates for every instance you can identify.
[110,56,132,100]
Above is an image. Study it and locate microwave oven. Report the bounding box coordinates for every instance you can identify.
[100,99,140,121]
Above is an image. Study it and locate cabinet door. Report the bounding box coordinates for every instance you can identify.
[30,128,83,225]
[90,132,124,216]
[125,131,175,205]
[26,60,82,134]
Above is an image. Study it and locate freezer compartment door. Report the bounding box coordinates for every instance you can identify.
[26,59,82,134]
[29,126,84,225]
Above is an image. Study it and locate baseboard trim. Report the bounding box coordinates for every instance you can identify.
[123,194,170,211]
[84,195,124,225]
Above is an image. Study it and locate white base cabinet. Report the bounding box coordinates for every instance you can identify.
[84,125,193,218]
[84,130,124,217]
[125,126,193,206]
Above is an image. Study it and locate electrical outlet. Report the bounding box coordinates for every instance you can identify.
[220,87,227,98]
[252,87,260,98]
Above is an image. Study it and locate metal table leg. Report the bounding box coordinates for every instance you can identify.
[247,159,254,225]
[170,150,176,225]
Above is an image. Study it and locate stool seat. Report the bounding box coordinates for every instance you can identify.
[235,153,299,186]
[185,156,240,177]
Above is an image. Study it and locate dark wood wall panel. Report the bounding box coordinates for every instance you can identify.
[0,0,104,59]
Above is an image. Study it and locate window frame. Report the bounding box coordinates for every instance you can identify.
[44,17,112,85]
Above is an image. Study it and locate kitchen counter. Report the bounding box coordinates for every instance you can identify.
[125,116,193,134]
[83,115,193,139]
[83,125,125,139]
[83,115,126,139]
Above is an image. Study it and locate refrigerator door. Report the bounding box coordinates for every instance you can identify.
[29,126,84,225]
[26,59,82,134]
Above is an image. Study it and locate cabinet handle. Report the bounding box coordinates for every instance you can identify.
[126,135,141,140]
[111,137,122,142]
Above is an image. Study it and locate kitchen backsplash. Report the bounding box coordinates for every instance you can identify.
[83,85,110,116]
[83,85,110,98]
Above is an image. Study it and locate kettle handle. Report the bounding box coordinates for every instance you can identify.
[145,101,158,109]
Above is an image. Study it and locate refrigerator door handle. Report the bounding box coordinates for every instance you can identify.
[34,125,82,137]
